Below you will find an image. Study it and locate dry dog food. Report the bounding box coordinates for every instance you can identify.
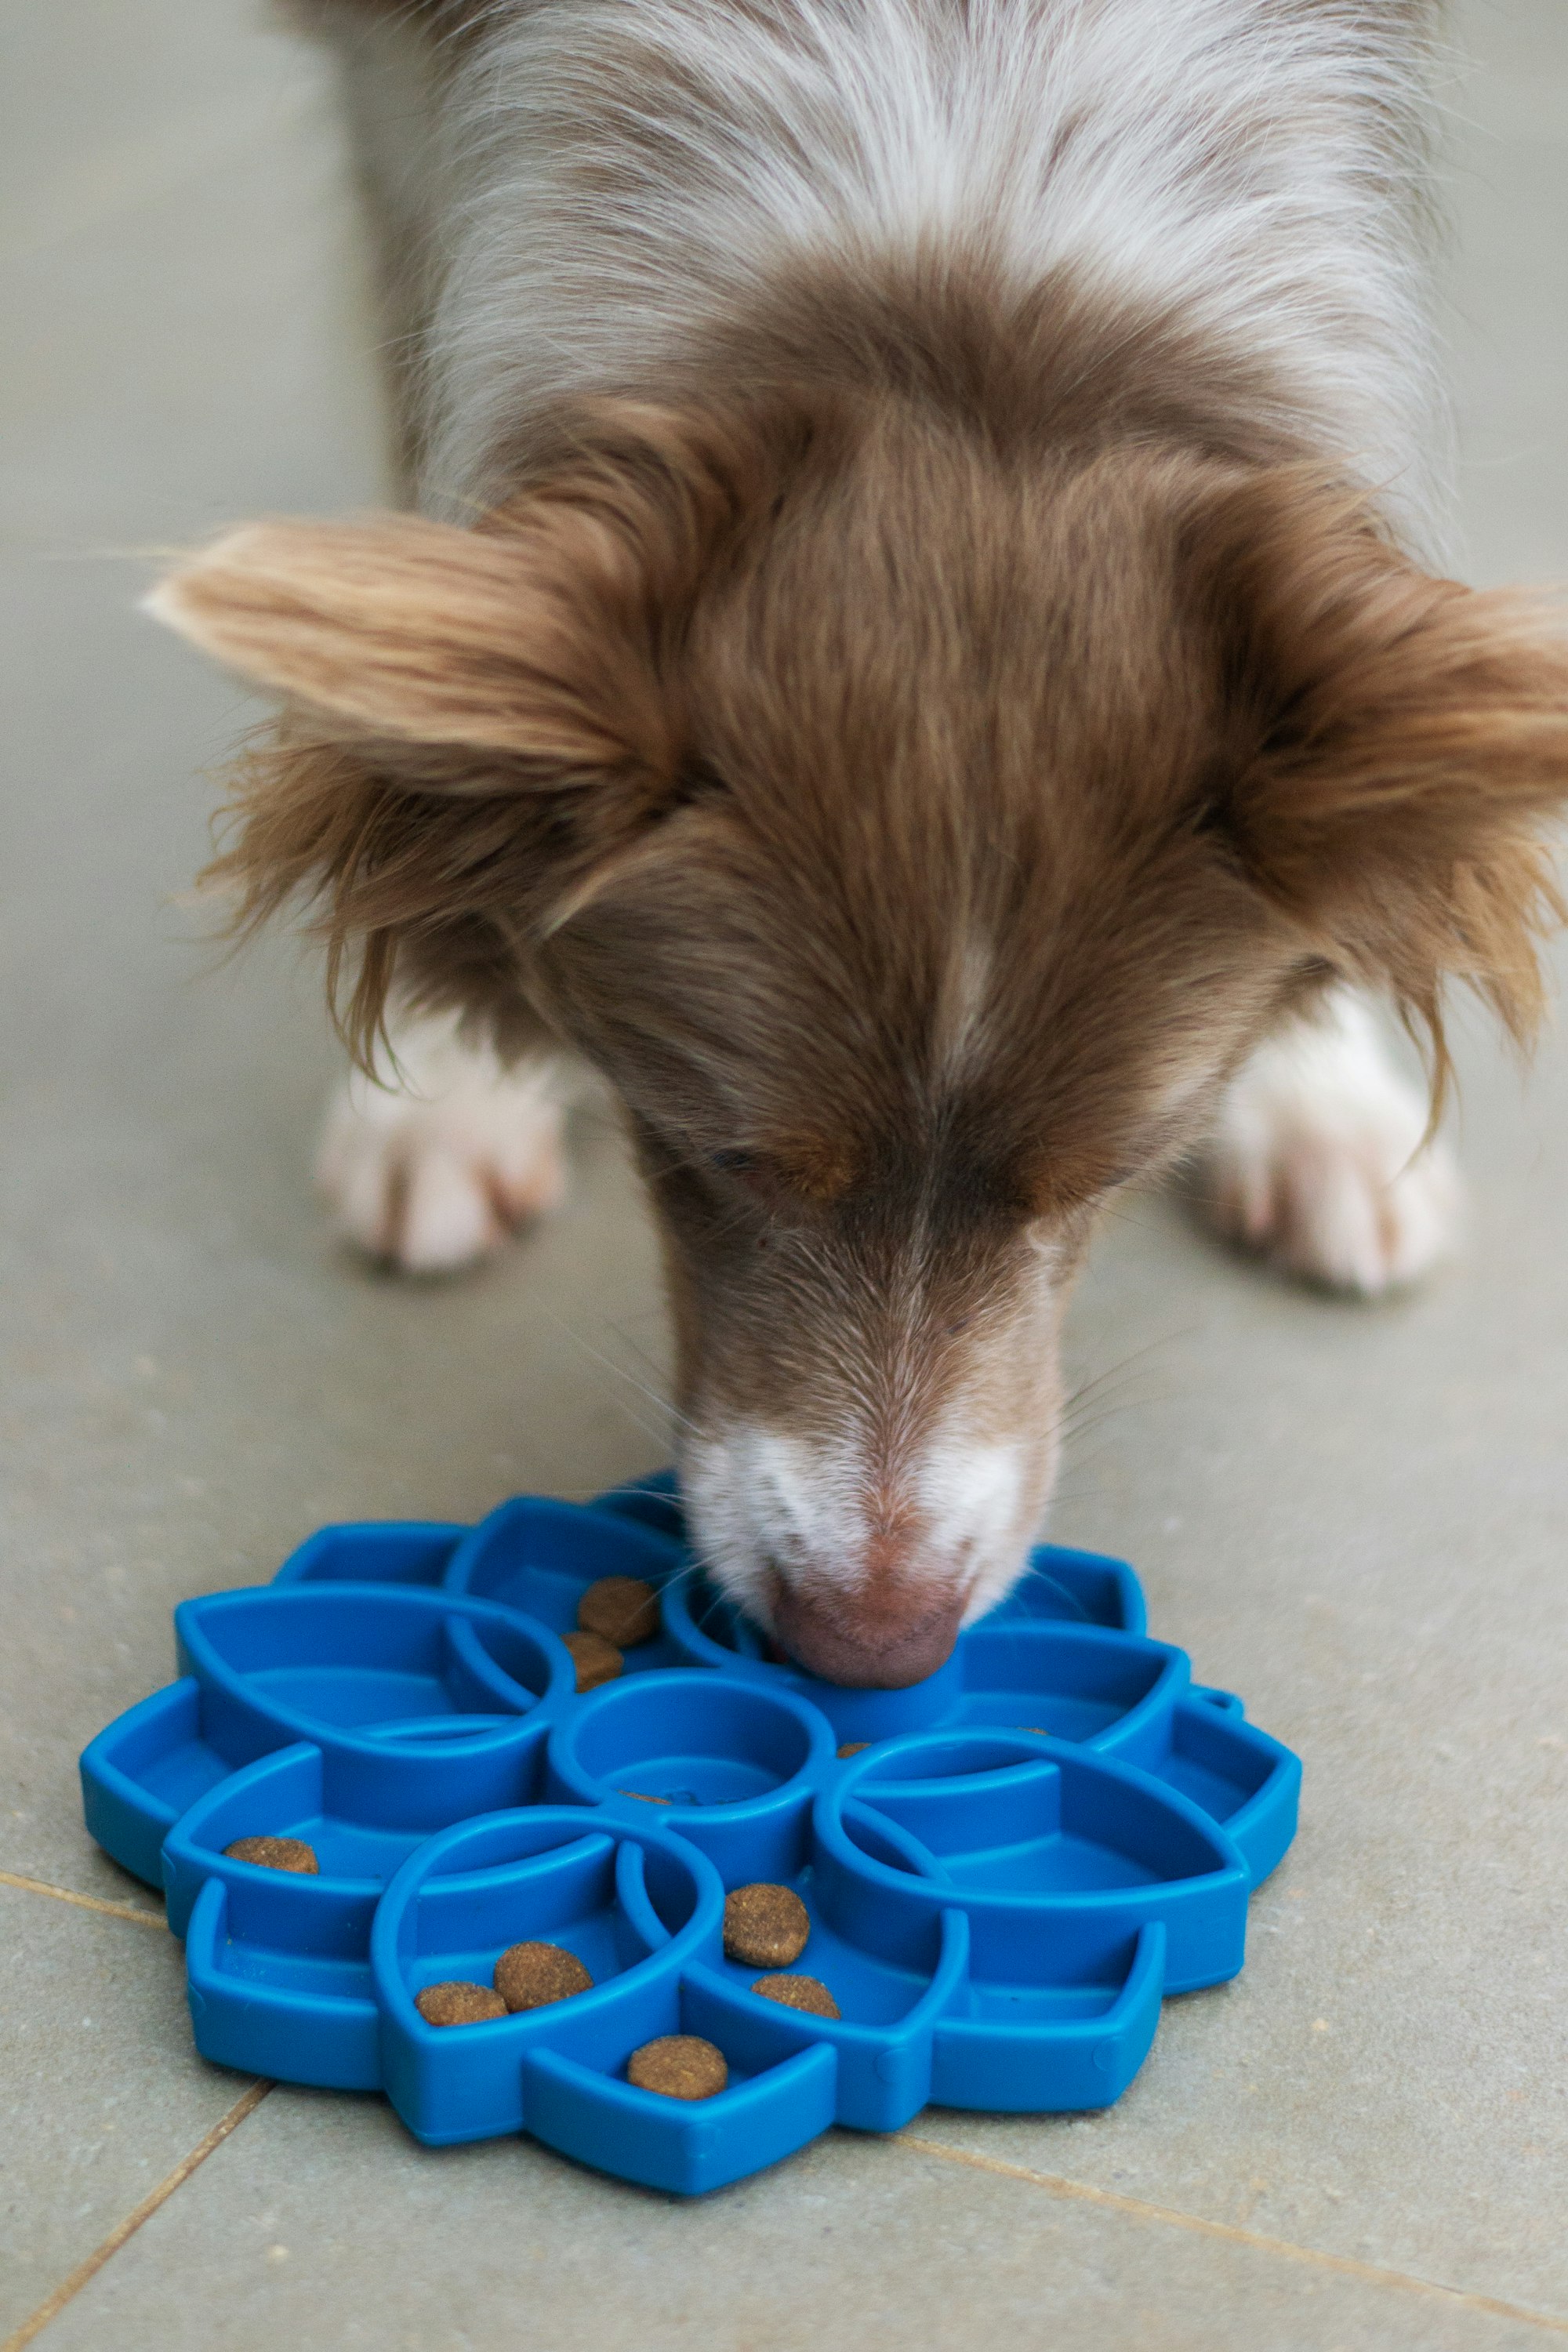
[563,1628,623,1692]
[223,1835,319,1874]
[722,1882,811,1968]
[494,1940,594,2012]
[751,1973,840,2020]
[577,1576,660,1648]
[416,1980,507,2027]
[837,1743,869,1759]
[626,2034,728,2100]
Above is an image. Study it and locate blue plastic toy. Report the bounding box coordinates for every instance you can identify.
[80,1475,1299,2195]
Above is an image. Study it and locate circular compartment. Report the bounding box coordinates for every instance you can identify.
[554,1673,826,1809]
[387,1810,713,2007]
[371,1806,724,2146]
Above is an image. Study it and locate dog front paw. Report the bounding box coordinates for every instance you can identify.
[315,1019,567,1275]
[1199,996,1461,1297]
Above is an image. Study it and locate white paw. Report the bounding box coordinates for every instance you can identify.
[1200,995,1461,1297]
[315,1017,568,1275]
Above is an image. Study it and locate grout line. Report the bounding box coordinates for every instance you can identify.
[2,2082,274,2352]
[0,1868,165,1932]
[896,2136,1568,2336]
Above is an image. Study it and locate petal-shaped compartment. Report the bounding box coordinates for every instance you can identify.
[443,1497,684,1672]
[546,1672,831,1877]
[185,1875,383,2090]
[521,2008,837,2196]
[1097,1692,1301,1884]
[956,1621,1185,1745]
[977,1541,1146,1635]
[373,1808,722,2143]
[824,1733,1251,1993]
[80,1679,233,1886]
[174,1587,572,1821]
[272,1522,465,1590]
[930,1920,1167,2113]
[168,1744,391,2089]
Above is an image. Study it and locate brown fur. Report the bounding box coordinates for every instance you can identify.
[154,284,1568,1679]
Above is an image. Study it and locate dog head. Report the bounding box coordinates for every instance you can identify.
[153,394,1568,1682]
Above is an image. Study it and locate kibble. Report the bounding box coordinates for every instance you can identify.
[626,2034,728,2100]
[751,1973,840,2020]
[416,1980,506,2027]
[494,1940,593,2012]
[563,1628,623,1692]
[578,1576,660,1648]
[723,1882,811,1969]
[223,1835,319,1875]
[837,1743,869,1759]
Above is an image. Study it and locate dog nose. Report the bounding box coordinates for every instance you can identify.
[771,1578,967,1688]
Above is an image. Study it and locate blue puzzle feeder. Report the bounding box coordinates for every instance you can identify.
[81,1475,1299,2194]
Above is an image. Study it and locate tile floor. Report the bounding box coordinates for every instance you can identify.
[1,3,1565,2346]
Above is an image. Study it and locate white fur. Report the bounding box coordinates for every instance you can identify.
[682,1417,1037,1629]
[317,1014,567,1273]
[1200,990,1461,1295]
[409,0,1446,552]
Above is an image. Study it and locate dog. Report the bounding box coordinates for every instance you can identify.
[151,0,1568,1686]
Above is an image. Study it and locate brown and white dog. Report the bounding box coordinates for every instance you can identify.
[153,0,1568,1686]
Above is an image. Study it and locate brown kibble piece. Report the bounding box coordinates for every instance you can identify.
[752,1973,841,2020]
[837,1743,869,1759]
[723,1882,810,1968]
[494,1940,593,2012]
[563,1628,623,1692]
[224,1835,319,1875]
[626,2034,728,2100]
[416,1980,506,2027]
[578,1576,660,1648]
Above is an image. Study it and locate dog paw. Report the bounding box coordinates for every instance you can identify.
[1199,996,1461,1297]
[315,1019,567,1275]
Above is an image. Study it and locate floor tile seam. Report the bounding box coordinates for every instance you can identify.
[895,2135,1568,2336]
[0,2080,274,2352]
[0,1867,166,1933]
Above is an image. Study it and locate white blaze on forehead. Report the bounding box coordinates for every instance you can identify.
[934,931,994,1087]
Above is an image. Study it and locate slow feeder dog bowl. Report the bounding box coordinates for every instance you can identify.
[81,1475,1299,2194]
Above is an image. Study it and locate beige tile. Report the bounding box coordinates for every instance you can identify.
[1449,0,1568,103]
[28,2093,1560,2352]
[0,1882,253,2336]
[0,1,317,240]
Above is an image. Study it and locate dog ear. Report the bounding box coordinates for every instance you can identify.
[148,404,762,1058]
[1199,468,1568,1074]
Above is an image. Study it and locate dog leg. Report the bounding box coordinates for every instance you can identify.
[1196,989,1461,1295]
[316,1014,568,1273]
